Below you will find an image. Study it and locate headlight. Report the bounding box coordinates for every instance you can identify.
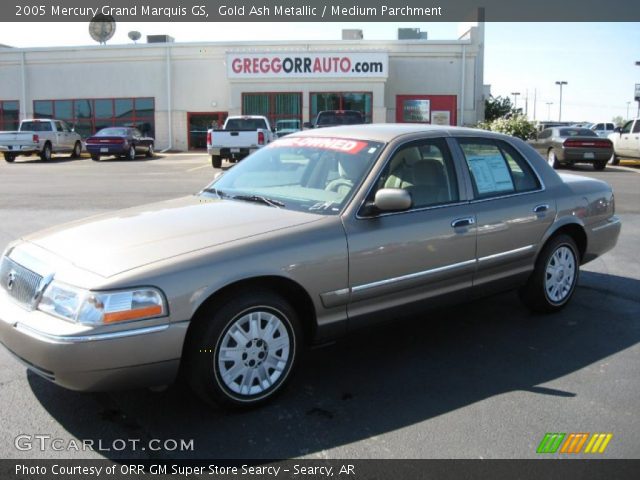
[38,281,167,325]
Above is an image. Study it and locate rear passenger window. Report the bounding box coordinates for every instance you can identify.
[633,122,640,134]
[458,139,540,198]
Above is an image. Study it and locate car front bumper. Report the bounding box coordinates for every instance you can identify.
[0,294,187,391]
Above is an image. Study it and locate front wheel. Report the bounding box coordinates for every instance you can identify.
[70,141,82,159]
[519,234,579,313]
[211,155,222,169]
[127,145,136,161]
[593,160,607,171]
[186,290,302,408]
[4,153,15,163]
[40,143,52,161]
[547,149,560,169]
[146,143,154,158]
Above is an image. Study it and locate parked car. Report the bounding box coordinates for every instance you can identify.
[85,127,154,161]
[608,118,640,165]
[528,127,613,170]
[274,119,301,138]
[304,110,365,129]
[570,122,593,129]
[0,119,82,162]
[207,115,273,169]
[0,125,621,408]
[589,122,616,138]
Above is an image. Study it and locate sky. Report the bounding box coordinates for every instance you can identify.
[1,21,639,123]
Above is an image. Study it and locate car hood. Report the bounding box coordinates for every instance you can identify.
[21,195,322,278]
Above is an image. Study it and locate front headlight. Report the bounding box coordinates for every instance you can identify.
[38,281,167,325]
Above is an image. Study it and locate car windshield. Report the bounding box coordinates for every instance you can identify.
[96,128,128,136]
[559,128,597,137]
[317,112,364,126]
[201,136,384,215]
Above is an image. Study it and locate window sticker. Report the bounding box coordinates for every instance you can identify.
[467,155,514,195]
[268,137,368,154]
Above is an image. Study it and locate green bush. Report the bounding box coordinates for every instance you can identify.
[477,115,537,140]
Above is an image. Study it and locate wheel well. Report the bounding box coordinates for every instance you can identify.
[547,224,587,262]
[188,276,317,344]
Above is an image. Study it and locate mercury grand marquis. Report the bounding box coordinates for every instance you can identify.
[0,124,621,407]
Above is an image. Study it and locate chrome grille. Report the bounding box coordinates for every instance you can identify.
[0,256,43,309]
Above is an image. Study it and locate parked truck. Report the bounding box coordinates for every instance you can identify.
[608,119,640,165]
[0,119,83,163]
[206,115,273,169]
[303,110,365,129]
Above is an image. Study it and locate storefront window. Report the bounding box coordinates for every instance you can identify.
[242,93,301,128]
[0,101,20,131]
[310,92,372,123]
[33,98,155,138]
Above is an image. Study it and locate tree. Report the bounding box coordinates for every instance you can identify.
[484,96,516,122]
[612,115,624,126]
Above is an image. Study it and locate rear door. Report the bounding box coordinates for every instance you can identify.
[342,136,477,321]
[453,137,555,290]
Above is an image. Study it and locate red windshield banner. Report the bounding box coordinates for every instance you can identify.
[269,137,369,154]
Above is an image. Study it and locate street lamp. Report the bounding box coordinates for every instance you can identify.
[511,92,521,111]
[627,101,632,120]
[555,81,568,122]
[546,102,553,121]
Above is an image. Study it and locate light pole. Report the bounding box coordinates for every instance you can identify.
[546,102,553,121]
[627,101,632,120]
[511,92,521,112]
[555,81,567,122]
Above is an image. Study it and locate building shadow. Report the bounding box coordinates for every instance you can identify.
[27,271,640,459]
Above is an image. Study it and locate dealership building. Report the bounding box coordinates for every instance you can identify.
[0,25,485,151]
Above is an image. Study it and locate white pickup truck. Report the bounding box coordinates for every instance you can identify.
[206,115,273,168]
[608,118,640,164]
[0,118,83,162]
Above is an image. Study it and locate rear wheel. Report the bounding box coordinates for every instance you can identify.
[593,160,607,171]
[70,141,82,159]
[185,290,302,408]
[4,153,15,163]
[127,145,136,161]
[547,149,560,169]
[40,143,52,161]
[146,143,154,158]
[211,155,222,169]
[91,154,100,161]
[519,234,579,313]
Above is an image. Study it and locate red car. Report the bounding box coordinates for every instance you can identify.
[85,127,154,161]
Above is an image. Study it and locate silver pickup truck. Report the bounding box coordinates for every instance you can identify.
[206,115,273,168]
[0,119,83,162]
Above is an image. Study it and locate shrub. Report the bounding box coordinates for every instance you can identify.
[477,115,537,140]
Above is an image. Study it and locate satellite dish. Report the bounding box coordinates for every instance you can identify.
[128,31,141,43]
[89,14,116,45]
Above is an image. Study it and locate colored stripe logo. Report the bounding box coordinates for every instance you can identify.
[537,433,612,454]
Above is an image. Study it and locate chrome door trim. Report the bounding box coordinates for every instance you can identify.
[477,244,535,263]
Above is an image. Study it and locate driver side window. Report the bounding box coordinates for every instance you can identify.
[621,121,633,134]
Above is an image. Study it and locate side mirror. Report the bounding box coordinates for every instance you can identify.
[374,188,412,212]
[614,127,621,133]
[303,122,312,129]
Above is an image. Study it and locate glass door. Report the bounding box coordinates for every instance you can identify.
[188,112,228,150]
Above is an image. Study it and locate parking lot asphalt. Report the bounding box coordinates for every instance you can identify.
[0,153,638,459]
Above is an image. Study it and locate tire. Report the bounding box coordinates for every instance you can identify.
[547,149,560,169]
[70,141,82,159]
[91,154,100,161]
[4,153,15,163]
[40,143,52,161]
[127,145,136,161]
[593,160,607,171]
[185,289,302,408]
[145,143,154,158]
[211,155,222,169]
[519,234,580,313]
[609,154,620,166]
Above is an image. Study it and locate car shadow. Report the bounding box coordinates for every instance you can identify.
[27,271,640,459]
[4,155,82,164]
[91,155,163,163]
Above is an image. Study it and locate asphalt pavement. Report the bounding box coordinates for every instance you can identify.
[0,153,638,459]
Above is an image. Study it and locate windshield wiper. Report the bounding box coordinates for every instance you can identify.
[232,194,285,208]
[201,187,229,199]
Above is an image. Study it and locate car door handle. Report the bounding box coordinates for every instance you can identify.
[451,217,475,228]
[533,204,550,213]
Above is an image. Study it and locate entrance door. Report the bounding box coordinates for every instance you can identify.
[188,112,228,150]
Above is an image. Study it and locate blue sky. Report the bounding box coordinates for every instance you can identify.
[1,21,638,122]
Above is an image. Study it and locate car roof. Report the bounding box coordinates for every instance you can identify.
[289,123,508,143]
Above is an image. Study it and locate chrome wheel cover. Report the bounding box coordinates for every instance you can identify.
[216,309,291,397]
[545,245,576,303]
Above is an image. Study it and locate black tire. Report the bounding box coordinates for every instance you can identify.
[211,155,222,169]
[593,160,607,171]
[70,141,82,159]
[4,153,15,163]
[127,145,136,161]
[146,143,154,158]
[91,154,100,161]
[185,289,302,408]
[40,142,52,161]
[519,234,580,313]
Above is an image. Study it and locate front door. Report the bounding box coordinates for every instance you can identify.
[342,137,476,321]
[188,112,228,150]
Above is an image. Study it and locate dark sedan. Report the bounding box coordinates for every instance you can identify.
[85,127,154,161]
[528,127,613,170]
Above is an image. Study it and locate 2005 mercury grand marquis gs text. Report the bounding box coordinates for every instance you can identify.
[0,125,621,407]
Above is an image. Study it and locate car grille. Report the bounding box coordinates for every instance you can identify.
[0,256,43,309]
